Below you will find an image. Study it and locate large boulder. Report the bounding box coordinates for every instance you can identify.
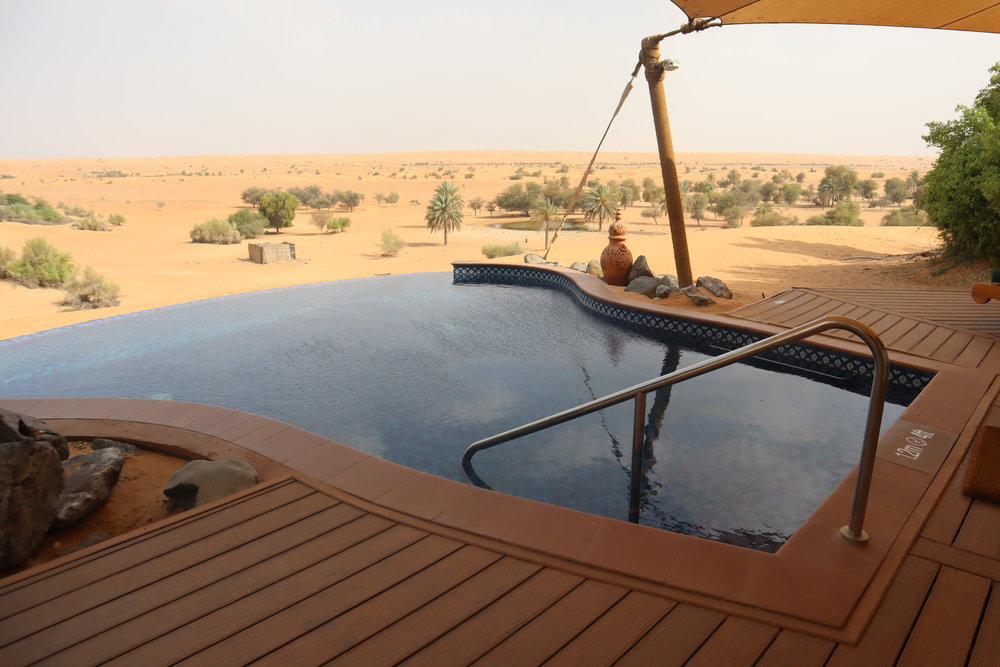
[51,448,126,531]
[696,276,733,299]
[524,254,559,266]
[163,459,259,512]
[0,408,68,461]
[625,276,660,297]
[627,255,655,283]
[659,274,679,291]
[586,259,603,279]
[682,285,716,307]
[569,261,588,273]
[0,440,64,572]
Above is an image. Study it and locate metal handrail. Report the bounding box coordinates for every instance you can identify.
[462,315,890,544]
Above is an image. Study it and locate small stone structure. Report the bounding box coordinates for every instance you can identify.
[248,242,296,264]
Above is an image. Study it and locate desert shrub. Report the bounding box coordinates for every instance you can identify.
[871,171,885,178]
[410,199,420,206]
[155,200,166,208]
[326,217,351,233]
[881,207,928,226]
[190,218,241,244]
[0,245,15,279]
[9,237,74,287]
[73,216,110,231]
[481,242,522,259]
[1,193,30,206]
[60,266,121,309]
[311,210,332,233]
[30,198,62,222]
[63,204,93,217]
[0,202,42,222]
[107,213,126,226]
[750,203,798,227]
[227,209,266,238]
[805,201,863,226]
[380,230,405,256]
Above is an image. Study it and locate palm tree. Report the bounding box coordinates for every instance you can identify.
[531,198,559,249]
[425,181,464,245]
[580,184,619,232]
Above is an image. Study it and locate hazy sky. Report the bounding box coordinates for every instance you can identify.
[1,0,997,159]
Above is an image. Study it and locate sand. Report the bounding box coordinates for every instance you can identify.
[0,150,981,341]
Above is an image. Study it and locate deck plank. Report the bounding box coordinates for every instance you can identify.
[827,556,938,666]
[754,630,836,667]
[616,604,727,667]
[329,557,542,666]
[472,579,629,665]
[970,581,1000,667]
[895,566,991,667]
[401,569,583,666]
[41,513,401,666]
[101,523,430,666]
[954,498,1000,559]
[257,545,503,665]
[545,591,675,666]
[684,616,779,667]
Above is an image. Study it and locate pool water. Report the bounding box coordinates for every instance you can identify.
[0,273,908,552]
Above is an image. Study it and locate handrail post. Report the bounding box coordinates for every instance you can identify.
[628,392,647,523]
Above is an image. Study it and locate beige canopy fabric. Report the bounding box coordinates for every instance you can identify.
[670,1,1000,33]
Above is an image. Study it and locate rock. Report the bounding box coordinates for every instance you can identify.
[696,276,733,299]
[0,439,64,572]
[654,284,675,299]
[569,261,588,273]
[627,255,655,283]
[659,274,679,291]
[163,459,259,512]
[586,259,603,279]
[0,408,69,461]
[682,286,716,306]
[65,531,113,555]
[92,438,137,454]
[51,448,126,531]
[524,254,558,266]
[625,276,660,297]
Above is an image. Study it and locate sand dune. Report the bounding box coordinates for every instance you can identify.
[0,150,968,341]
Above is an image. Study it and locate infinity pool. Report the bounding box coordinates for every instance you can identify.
[0,272,911,551]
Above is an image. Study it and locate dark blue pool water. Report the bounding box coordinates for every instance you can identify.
[0,273,909,551]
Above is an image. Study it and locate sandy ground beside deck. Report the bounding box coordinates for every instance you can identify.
[0,150,982,341]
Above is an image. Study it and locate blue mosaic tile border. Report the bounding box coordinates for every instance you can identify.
[454,264,933,403]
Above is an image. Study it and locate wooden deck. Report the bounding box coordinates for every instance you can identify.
[3,468,996,666]
[1,275,998,665]
[730,287,1000,371]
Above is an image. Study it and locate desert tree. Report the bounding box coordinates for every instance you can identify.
[580,183,619,231]
[257,190,300,232]
[240,187,268,207]
[485,200,497,217]
[531,198,559,249]
[884,178,908,206]
[920,62,1000,261]
[858,179,879,203]
[425,181,464,245]
[339,191,364,211]
[386,192,400,205]
[468,196,485,216]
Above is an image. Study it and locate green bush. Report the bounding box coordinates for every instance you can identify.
[31,198,62,223]
[0,202,42,222]
[61,266,121,309]
[63,204,94,217]
[0,245,15,279]
[481,242,522,259]
[73,216,110,231]
[805,201,863,226]
[881,207,928,226]
[750,203,798,227]
[227,209,266,238]
[107,213,126,226]
[9,237,74,287]
[380,230,405,256]
[326,217,351,233]
[190,218,241,244]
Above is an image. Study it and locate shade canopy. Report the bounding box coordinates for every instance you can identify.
[670,1,1000,33]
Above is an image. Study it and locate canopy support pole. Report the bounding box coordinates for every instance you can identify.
[640,35,693,288]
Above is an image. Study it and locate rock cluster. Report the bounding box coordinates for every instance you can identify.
[620,256,733,307]
[1,408,261,572]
